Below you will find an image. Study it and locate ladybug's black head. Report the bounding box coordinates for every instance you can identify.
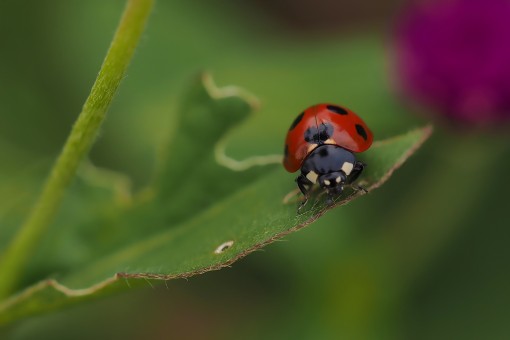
[318,171,347,195]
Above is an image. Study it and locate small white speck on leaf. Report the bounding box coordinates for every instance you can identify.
[214,241,234,254]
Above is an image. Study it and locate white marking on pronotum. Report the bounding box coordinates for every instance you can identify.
[214,240,234,254]
[341,162,354,175]
[335,176,342,183]
[306,171,318,183]
[324,179,331,186]
[307,144,317,153]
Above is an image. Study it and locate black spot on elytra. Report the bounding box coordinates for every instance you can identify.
[289,112,305,131]
[355,124,368,140]
[304,128,314,142]
[326,105,348,115]
[304,123,334,144]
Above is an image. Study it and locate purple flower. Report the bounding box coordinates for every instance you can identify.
[394,0,510,125]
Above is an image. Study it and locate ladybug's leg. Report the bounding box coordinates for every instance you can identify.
[296,174,313,196]
[325,190,337,206]
[347,161,368,193]
[347,161,365,184]
[296,174,313,211]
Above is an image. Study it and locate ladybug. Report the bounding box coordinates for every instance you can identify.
[283,103,373,206]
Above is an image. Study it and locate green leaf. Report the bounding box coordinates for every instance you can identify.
[0,74,432,325]
[0,0,155,299]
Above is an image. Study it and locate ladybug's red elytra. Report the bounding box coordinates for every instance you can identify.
[283,103,373,207]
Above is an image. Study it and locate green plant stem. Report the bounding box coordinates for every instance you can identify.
[0,0,154,300]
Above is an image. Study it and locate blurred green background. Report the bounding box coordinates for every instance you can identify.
[1,0,509,339]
